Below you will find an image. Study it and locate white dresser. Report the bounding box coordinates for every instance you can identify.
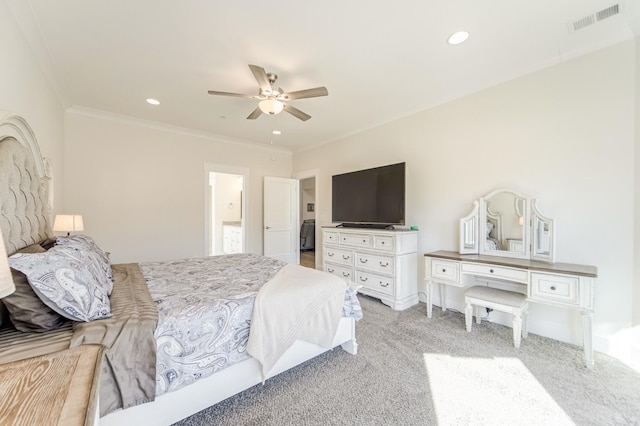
[322,227,418,310]
[424,250,597,368]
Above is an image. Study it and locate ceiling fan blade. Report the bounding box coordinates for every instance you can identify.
[248,64,271,92]
[207,90,254,99]
[247,107,263,120]
[283,103,311,121]
[282,87,328,100]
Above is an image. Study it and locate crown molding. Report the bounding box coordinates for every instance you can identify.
[66,106,292,154]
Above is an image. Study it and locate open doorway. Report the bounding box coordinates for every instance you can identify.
[205,164,248,256]
[299,176,316,269]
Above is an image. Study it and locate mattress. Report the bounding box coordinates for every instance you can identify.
[141,253,362,396]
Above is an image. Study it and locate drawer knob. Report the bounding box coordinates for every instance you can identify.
[442,268,446,272]
[343,272,350,277]
[343,255,350,260]
[489,269,494,273]
[550,286,556,291]
[380,282,389,287]
[360,276,368,282]
[328,268,334,272]
[363,239,366,243]
[360,258,368,263]
[328,252,334,257]
[380,262,389,267]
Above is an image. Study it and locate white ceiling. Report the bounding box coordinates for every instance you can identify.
[10,0,640,152]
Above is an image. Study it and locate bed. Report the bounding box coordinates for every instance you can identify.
[0,111,361,425]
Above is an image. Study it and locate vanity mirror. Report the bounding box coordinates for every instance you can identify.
[459,189,555,262]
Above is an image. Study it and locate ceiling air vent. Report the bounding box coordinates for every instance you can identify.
[572,15,596,31]
[596,4,619,21]
[568,3,622,33]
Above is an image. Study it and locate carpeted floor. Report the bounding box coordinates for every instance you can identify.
[174,295,640,426]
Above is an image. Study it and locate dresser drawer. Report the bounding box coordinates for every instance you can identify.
[339,232,373,248]
[431,259,460,283]
[325,264,354,281]
[323,247,353,266]
[461,262,528,283]
[530,272,579,306]
[323,230,339,244]
[355,252,395,275]
[373,235,394,252]
[355,270,394,296]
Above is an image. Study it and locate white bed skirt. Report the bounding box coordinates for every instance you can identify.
[100,317,357,426]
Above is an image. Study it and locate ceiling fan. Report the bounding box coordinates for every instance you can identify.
[207,64,328,121]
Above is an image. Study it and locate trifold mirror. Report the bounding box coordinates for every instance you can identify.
[459,189,555,262]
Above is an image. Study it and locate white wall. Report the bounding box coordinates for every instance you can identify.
[633,35,640,358]
[0,1,65,212]
[64,109,291,263]
[294,41,637,358]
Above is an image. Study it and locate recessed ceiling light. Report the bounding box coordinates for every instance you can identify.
[146,98,160,105]
[272,130,282,135]
[447,31,469,45]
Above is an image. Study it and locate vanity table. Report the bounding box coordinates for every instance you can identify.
[426,189,598,368]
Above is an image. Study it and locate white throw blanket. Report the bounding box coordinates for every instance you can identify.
[246,263,347,378]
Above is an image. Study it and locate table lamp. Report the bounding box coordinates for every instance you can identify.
[53,215,84,237]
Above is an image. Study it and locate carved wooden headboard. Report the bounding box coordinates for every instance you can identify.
[0,112,53,254]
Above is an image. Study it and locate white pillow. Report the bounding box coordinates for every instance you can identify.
[486,222,494,237]
[8,245,112,322]
[56,235,113,295]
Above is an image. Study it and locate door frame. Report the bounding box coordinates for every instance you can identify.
[294,168,320,269]
[204,163,249,256]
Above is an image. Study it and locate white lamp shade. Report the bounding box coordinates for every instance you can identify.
[259,99,284,115]
[0,232,16,298]
[53,215,84,233]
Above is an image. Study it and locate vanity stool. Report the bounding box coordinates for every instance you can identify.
[464,286,529,349]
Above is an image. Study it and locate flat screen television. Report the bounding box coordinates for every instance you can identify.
[332,162,405,228]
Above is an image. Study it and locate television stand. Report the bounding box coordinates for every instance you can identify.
[339,223,394,230]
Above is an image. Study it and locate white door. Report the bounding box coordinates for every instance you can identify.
[264,177,299,264]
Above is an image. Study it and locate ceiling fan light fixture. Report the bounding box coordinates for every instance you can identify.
[259,99,284,115]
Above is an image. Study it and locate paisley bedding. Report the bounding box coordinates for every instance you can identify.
[140,253,362,396]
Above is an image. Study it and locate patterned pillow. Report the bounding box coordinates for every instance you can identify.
[56,235,113,295]
[8,245,112,322]
[4,244,66,332]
